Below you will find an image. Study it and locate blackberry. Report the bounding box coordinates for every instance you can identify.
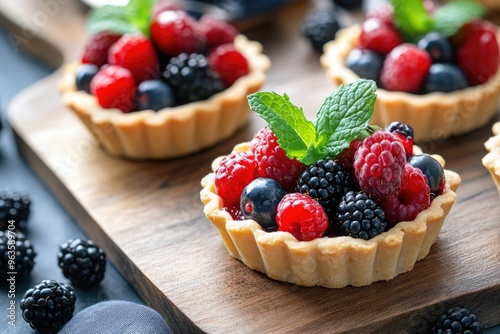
[162,53,225,104]
[335,191,387,240]
[57,238,106,287]
[0,190,31,230]
[20,279,77,333]
[0,230,36,281]
[296,159,354,219]
[301,7,341,53]
[431,306,484,334]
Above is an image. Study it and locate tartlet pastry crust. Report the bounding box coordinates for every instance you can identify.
[59,35,270,160]
[320,25,500,143]
[483,122,500,194]
[200,143,461,288]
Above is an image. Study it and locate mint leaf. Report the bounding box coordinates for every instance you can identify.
[248,92,316,161]
[87,5,137,35]
[128,0,155,37]
[314,80,377,162]
[390,0,434,39]
[433,1,486,37]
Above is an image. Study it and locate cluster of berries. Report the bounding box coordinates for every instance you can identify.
[0,190,107,332]
[215,122,445,242]
[76,0,250,113]
[346,3,500,93]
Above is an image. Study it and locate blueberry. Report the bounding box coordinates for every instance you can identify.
[417,32,453,63]
[301,8,341,53]
[240,178,287,231]
[346,48,384,83]
[423,63,468,93]
[408,155,445,196]
[75,64,99,93]
[332,0,363,10]
[136,80,176,111]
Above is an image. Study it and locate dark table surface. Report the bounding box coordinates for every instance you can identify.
[1,3,499,333]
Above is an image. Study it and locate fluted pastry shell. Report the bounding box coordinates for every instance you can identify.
[483,122,500,194]
[200,142,461,288]
[320,25,500,143]
[59,35,270,160]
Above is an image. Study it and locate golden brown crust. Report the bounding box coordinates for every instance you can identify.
[200,143,461,288]
[320,25,500,143]
[483,122,500,194]
[59,35,270,160]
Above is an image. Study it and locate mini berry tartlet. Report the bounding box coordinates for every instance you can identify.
[483,122,500,195]
[201,79,461,288]
[321,0,500,142]
[59,0,270,159]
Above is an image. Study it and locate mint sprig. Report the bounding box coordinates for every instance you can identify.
[87,0,155,36]
[248,80,377,166]
[390,0,486,39]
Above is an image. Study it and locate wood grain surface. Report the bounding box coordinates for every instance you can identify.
[3,0,500,333]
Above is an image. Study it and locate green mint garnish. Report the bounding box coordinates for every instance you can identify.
[87,0,155,36]
[248,80,377,166]
[390,0,486,39]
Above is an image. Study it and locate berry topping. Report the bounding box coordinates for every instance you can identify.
[423,63,468,93]
[215,152,259,208]
[381,163,430,224]
[91,65,137,113]
[408,154,445,197]
[75,64,99,94]
[198,15,238,49]
[108,33,159,83]
[208,43,249,86]
[296,159,354,219]
[0,190,31,230]
[385,121,414,158]
[163,53,226,104]
[301,7,341,53]
[57,238,107,287]
[240,178,287,231]
[380,43,432,93]
[151,10,206,57]
[354,131,406,200]
[20,280,77,333]
[365,3,393,26]
[346,48,384,84]
[81,31,121,67]
[457,20,500,85]
[335,190,387,240]
[0,231,36,281]
[336,139,362,178]
[431,306,484,334]
[359,18,402,55]
[136,79,176,111]
[417,32,453,63]
[276,193,329,241]
[251,127,306,192]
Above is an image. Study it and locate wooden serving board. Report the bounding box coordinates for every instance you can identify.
[3,0,500,333]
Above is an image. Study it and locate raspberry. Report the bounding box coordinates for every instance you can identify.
[91,65,137,113]
[81,31,121,67]
[208,43,249,86]
[198,15,238,49]
[251,128,306,192]
[108,33,159,83]
[359,18,402,55]
[152,0,182,18]
[385,121,414,158]
[457,21,500,85]
[151,10,206,57]
[380,43,432,93]
[381,164,430,224]
[336,139,362,177]
[276,193,329,241]
[366,3,394,26]
[335,190,387,240]
[354,131,406,200]
[215,152,259,208]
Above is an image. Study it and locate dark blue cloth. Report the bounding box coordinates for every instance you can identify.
[59,301,172,334]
